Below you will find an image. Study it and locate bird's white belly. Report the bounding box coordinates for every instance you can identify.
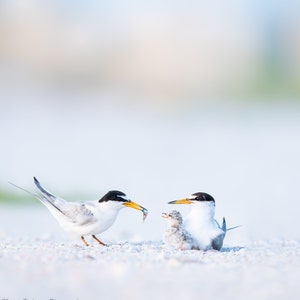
[55,211,118,236]
[186,222,223,250]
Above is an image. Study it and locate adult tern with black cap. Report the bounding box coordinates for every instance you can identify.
[11,177,148,246]
[169,192,232,251]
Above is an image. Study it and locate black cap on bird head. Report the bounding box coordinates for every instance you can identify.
[98,190,148,220]
[190,192,215,203]
[99,190,128,203]
[168,192,215,205]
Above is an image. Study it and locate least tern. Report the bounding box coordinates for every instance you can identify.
[11,177,148,246]
[162,210,197,250]
[169,192,227,251]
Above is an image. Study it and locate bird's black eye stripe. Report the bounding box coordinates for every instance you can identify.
[99,190,127,203]
[192,192,215,202]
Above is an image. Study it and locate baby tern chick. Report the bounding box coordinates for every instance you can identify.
[11,177,148,246]
[169,192,227,251]
[162,210,197,250]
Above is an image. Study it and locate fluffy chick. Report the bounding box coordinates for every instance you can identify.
[162,210,197,250]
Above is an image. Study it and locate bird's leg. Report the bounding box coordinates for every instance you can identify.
[81,236,89,247]
[92,235,107,246]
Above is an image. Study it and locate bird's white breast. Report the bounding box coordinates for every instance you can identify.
[56,201,123,236]
[184,202,223,250]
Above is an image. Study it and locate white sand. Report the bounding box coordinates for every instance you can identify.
[1,207,299,300]
[1,238,299,300]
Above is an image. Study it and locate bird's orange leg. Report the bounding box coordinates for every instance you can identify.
[92,235,107,246]
[81,236,89,247]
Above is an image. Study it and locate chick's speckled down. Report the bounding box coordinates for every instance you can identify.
[162,210,197,250]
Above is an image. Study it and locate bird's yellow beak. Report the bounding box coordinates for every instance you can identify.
[123,200,145,211]
[168,198,193,204]
[161,212,168,218]
[123,201,148,221]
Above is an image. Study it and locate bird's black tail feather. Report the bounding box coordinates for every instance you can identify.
[222,217,227,232]
[33,177,56,199]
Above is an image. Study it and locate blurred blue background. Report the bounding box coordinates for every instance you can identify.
[1,1,300,244]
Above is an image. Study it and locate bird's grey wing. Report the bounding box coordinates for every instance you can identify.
[211,217,226,250]
[211,231,226,250]
[63,203,96,225]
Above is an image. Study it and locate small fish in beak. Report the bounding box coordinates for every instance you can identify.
[123,200,148,222]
